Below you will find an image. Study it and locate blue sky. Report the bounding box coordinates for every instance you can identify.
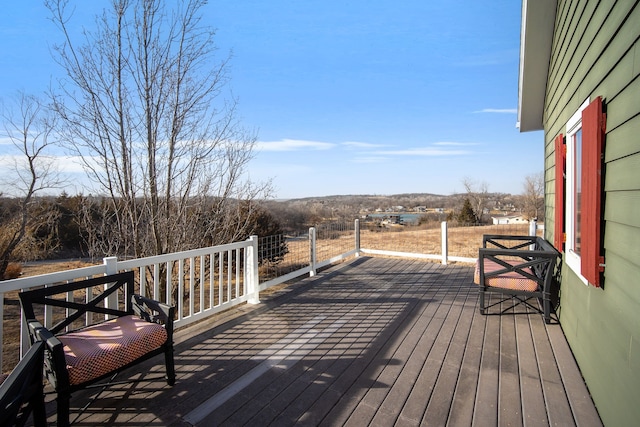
[0,0,543,199]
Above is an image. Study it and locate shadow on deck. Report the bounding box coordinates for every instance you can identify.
[41,257,602,426]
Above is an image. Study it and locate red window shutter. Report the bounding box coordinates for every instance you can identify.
[580,96,605,287]
[554,134,565,251]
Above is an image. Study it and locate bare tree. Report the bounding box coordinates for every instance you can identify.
[522,172,544,220]
[0,92,63,278]
[46,0,271,259]
[462,177,489,223]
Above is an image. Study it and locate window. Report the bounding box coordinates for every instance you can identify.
[563,97,605,287]
[572,128,582,255]
[554,134,565,251]
[565,99,589,284]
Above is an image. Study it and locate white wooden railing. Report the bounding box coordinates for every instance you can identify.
[1,219,540,371]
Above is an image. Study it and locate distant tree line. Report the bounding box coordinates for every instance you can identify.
[0,194,286,280]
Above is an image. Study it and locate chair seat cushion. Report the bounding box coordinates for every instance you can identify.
[59,315,167,386]
[474,258,539,292]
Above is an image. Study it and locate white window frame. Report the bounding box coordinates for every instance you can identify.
[565,98,590,286]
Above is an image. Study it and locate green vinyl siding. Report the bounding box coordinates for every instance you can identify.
[605,75,640,129]
[605,192,640,226]
[605,112,640,162]
[542,0,640,425]
[606,154,640,192]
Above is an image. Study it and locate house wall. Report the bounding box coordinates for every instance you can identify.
[543,0,640,425]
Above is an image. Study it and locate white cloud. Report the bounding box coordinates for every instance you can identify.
[0,154,92,174]
[375,147,472,156]
[432,141,481,146]
[342,141,392,149]
[352,156,389,163]
[474,108,517,114]
[256,139,336,152]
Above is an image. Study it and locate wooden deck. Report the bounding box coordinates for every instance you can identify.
[40,257,602,426]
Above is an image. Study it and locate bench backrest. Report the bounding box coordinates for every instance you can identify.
[481,234,559,282]
[20,271,135,335]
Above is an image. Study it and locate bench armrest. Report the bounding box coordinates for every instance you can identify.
[26,320,70,390]
[131,294,175,341]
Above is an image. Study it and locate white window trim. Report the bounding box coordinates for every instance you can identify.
[565,98,590,286]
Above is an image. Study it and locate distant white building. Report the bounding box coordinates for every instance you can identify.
[492,215,527,225]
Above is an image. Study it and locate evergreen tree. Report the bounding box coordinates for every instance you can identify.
[457,198,478,224]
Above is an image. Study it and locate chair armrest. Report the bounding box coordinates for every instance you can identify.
[26,320,70,390]
[132,295,174,332]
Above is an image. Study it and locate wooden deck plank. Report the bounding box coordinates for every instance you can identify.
[307,260,432,427]
[446,297,486,427]
[515,308,549,427]
[367,267,462,425]
[337,261,444,427]
[530,311,577,426]
[498,307,523,427]
[397,285,467,423]
[33,256,601,427]
[545,324,602,427]
[473,298,501,426]
[224,275,404,425]
[420,282,476,425]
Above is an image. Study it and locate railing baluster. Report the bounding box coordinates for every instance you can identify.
[218,252,224,305]
[179,259,185,320]
[154,263,160,302]
[166,261,173,316]
[189,257,195,317]
[235,249,240,298]
[227,249,232,303]
[209,253,214,309]
[199,255,205,314]
[139,266,146,298]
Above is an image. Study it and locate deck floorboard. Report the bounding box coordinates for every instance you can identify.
[36,257,601,426]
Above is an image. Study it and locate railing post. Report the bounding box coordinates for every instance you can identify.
[529,219,538,250]
[309,227,317,277]
[104,256,118,275]
[441,221,448,265]
[355,219,361,257]
[246,235,260,304]
[103,256,119,317]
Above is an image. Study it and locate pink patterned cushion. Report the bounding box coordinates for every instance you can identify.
[59,315,167,386]
[474,258,538,292]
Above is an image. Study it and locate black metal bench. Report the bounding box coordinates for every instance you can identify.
[19,271,175,426]
[474,234,559,324]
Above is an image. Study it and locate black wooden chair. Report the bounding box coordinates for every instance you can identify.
[0,340,47,426]
[474,235,560,324]
[19,271,175,426]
